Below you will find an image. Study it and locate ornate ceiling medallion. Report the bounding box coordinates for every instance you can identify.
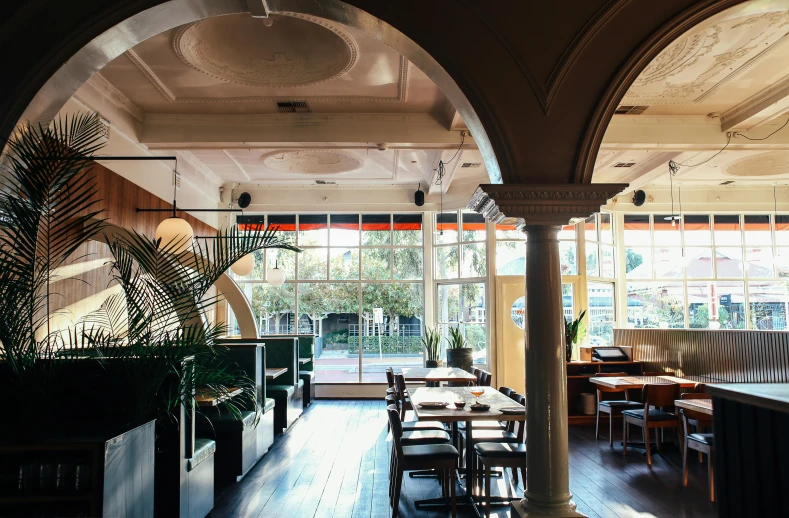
[725,152,789,177]
[172,13,358,88]
[260,150,363,175]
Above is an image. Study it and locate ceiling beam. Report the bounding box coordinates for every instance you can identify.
[141,113,473,149]
[721,75,789,132]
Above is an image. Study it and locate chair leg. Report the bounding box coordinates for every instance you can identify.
[682,441,689,487]
[708,452,715,502]
[511,465,519,487]
[623,418,628,456]
[450,466,457,518]
[486,464,492,518]
[645,425,652,466]
[595,406,600,439]
[609,411,614,446]
[698,451,703,463]
[392,466,403,518]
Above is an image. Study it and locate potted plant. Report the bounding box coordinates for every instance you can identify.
[564,310,587,362]
[422,327,442,368]
[445,324,473,372]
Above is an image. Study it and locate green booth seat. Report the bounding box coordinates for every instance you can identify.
[260,335,316,408]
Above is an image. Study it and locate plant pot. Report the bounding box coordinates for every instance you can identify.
[446,348,473,372]
[565,340,573,362]
[425,359,443,368]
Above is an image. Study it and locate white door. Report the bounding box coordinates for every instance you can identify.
[495,276,526,394]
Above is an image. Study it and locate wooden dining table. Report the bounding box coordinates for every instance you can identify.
[400,367,477,385]
[589,374,715,390]
[409,386,524,514]
[195,387,243,407]
[266,367,288,380]
[675,398,713,416]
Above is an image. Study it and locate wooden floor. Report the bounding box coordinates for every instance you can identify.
[210,400,716,518]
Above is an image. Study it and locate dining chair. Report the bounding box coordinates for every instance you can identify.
[474,394,526,517]
[386,405,458,518]
[459,391,519,467]
[385,367,396,396]
[622,382,680,465]
[459,387,514,433]
[481,371,492,387]
[677,392,713,459]
[680,403,714,501]
[595,372,641,446]
[394,373,414,422]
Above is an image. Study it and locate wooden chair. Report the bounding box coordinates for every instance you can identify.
[393,373,414,422]
[385,367,396,396]
[386,405,458,517]
[622,383,680,465]
[474,394,526,517]
[677,392,713,459]
[384,394,445,432]
[595,372,641,446]
[680,401,714,502]
[480,370,492,387]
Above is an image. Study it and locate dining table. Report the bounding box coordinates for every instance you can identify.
[674,398,713,416]
[195,387,243,407]
[266,367,288,380]
[409,386,524,515]
[589,374,718,390]
[400,367,477,385]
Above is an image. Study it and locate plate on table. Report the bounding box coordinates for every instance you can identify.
[499,406,525,415]
[418,402,449,409]
[469,403,490,412]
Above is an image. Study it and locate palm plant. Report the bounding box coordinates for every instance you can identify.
[565,309,587,362]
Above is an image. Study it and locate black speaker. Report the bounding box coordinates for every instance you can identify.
[632,190,646,207]
[237,192,252,209]
[414,184,425,207]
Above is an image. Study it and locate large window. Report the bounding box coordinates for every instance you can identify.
[585,214,616,344]
[624,213,789,330]
[230,214,424,383]
[494,219,577,275]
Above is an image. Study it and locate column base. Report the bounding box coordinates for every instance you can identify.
[511,497,587,517]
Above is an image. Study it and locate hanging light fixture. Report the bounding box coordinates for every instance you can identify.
[267,259,286,288]
[155,169,193,253]
[231,253,255,276]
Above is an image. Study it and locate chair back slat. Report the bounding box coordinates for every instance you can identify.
[394,373,409,420]
[643,382,680,408]
[515,394,526,441]
[482,371,492,387]
[385,367,395,389]
[499,387,513,398]
[387,405,404,460]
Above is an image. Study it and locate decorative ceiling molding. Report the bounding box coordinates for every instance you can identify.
[126,49,176,102]
[720,73,789,131]
[82,72,145,122]
[221,150,252,181]
[174,150,225,187]
[724,151,789,177]
[172,13,358,88]
[259,149,364,175]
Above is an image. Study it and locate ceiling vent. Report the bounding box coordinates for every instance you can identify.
[276,101,310,113]
[315,180,337,185]
[613,162,636,168]
[720,180,735,185]
[614,105,649,115]
[461,162,482,168]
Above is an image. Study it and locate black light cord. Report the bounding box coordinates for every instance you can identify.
[734,116,789,141]
[442,131,466,165]
[670,132,732,172]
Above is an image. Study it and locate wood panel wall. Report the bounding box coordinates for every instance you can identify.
[46,163,217,338]
[614,328,789,382]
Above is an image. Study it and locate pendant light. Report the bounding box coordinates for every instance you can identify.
[231,253,255,276]
[267,259,286,288]
[155,170,193,253]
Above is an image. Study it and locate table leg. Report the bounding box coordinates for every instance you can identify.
[466,419,474,497]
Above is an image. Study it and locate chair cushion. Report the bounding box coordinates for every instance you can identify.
[297,379,304,390]
[188,438,216,471]
[459,421,505,431]
[402,421,446,432]
[474,442,526,458]
[599,400,643,408]
[264,398,276,413]
[268,384,295,397]
[402,444,459,462]
[206,410,256,431]
[467,429,518,442]
[621,408,676,421]
[688,433,714,446]
[401,430,451,446]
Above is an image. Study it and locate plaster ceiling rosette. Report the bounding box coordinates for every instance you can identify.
[261,150,364,175]
[725,152,789,177]
[172,13,358,88]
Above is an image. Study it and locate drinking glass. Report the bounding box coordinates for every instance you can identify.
[470,388,484,405]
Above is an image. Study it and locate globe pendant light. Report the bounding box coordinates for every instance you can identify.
[156,170,193,253]
[267,260,286,288]
[231,253,255,276]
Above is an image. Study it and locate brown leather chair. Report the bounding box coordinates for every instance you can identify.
[595,372,641,446]
[679,398,714,502]
[622,382,680,465]
[387,405,458,517]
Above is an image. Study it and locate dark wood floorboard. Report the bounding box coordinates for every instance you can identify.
[210,400,717,518]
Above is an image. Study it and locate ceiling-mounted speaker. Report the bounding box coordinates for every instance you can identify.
[414,184,425,207]
[237,192,252,209]
[632,190,646,207]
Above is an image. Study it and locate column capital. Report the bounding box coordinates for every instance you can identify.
[468,183,628,227]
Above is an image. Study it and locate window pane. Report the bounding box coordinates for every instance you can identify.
[393,214,422,245]
[654,215,681,246]
[716,247,743,278]
[462,212,486,242]
[298,214,328,246]
[361,282,423,382]
[749,280,789,330]
[684,215,711,246]
[394,248,423,280]
[330,214,359,246]
[266,214,297,242]
[362,214,391,245]
[687,281,746,329]
[496,218,524,240]
[461,243,486,278]
[298,248,328,280]
[330,247,359,280]
[599,213,613,244]
[465,324,487,365]
[654,248,683,278]
[776,215,789,245]
[562,284,574,324]
[560,241,577,275]
[437,283,486,363]
[778,249,789,277]
[362,248,391,280]
[302,283,359,383]
[746,247,774,278]
[437,284,460,324]
[558,224,576,241]
[624,214,651,246]
[587,282,615,345]
[626,282,684,328]
[684,247,713,279]
[251,283,296,335]
[496,241,525,275]
[744,215,771,246]
[600,244,615,278]
[435,212,458,244]
[435,246,459,279]
[266,248,297,282]
[586,243,599,277]
[626,247,651,278]
[714,215,741,245]
[584,216,597,242]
